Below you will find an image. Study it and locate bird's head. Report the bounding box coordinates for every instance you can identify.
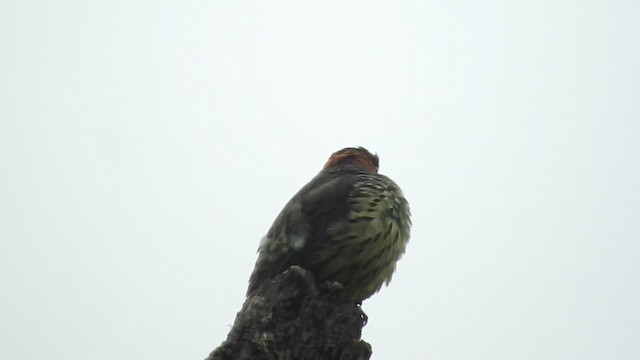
[323,147,379,173]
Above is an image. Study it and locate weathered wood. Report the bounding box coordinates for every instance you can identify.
[207,266,372,360]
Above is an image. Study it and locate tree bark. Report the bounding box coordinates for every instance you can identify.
[206,266,372,360]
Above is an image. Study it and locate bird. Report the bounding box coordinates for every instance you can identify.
[247,147,411,303]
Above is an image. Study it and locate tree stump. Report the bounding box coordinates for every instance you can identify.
[206,266,372,360]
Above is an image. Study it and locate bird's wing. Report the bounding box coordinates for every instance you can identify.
[246,173,359,295]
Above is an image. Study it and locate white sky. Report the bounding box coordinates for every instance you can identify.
[1,1,639,359]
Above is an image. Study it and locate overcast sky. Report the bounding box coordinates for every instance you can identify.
[1,1,639,359]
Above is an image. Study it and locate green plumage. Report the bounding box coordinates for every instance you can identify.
[247,147,411,303]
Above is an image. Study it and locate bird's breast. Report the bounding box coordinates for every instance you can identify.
[307,174,411,301]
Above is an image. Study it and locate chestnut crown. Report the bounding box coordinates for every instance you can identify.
[323,147,379,173]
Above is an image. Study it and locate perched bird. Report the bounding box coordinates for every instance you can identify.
[247,147,411,303]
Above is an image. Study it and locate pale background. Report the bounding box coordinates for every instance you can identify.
[1,1,639,359]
